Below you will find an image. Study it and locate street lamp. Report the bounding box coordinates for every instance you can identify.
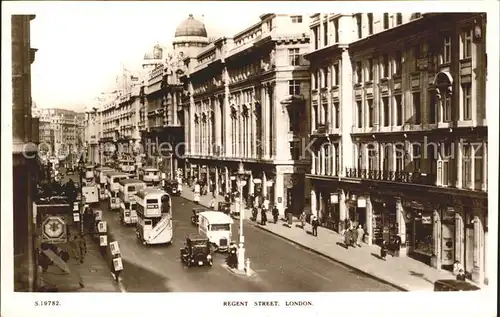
[237,161,248,272]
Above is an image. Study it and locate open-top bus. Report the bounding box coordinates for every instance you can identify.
[119,159,136,174]
[138,166,161,187]
[135,188,172,245]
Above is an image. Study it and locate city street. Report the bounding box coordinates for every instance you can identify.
[94,192,398,292]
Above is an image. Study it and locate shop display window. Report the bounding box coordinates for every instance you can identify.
[414,211,433,256]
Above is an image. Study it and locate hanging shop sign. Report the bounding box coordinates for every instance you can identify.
[42,216,68,244]
[73,213,80,222]
[357,196,367,208]
[230,176,236,181]
[253,178,262,184]
[330,193,339,204]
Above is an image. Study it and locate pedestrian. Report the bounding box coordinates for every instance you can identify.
[380,240,388,260]
[456,269,466,281]
[453,261,463,276]
[272,205,279,224]
[343,229,351,249]
[311,216,319,237]
[70,235,82,263]
[79,232,87,257]
[252,207,258,221]
[393,234,402,257]
[260,207,267,226]
[356,224,365,247]
[209,197,216,209]
[300,211,306,229]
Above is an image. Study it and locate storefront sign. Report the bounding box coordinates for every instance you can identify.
[330,193,338,204]
[73,213,80,222]
[421,215,432,224]
[266,180,274,186]
[253,178,262,184]
[357,197,366,208]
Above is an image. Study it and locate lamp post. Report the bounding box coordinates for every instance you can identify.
[78,155,85,235]
[237,161,247,272]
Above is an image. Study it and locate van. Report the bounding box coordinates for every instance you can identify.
[198,211,233,252]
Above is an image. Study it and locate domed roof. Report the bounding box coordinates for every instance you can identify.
[175,14,207,38]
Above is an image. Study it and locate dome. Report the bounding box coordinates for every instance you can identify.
[174,14,207,38]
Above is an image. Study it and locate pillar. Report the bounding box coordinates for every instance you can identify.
[249,173,254,195]
[455,211,465,266]
[431,209,442,269]
[339,190,347,232]
[224,84,231,157]
[173,92,178,125]
[456,140,463,188]
[365,196,373,246]
[225,166,230,193]
[262,172,267,198]
[274,172,284,216]
[481,141,487,191]
[263,86,271,158]
[469,144,475,189]
[215,166,219,195]
[396,198,405,251]
[311,189,317,217]
[471,215,485,284]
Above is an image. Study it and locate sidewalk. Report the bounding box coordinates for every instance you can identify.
[180,185,480,291]
[38,234,121,292]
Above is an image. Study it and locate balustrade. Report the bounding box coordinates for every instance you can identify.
[345,168,436,185]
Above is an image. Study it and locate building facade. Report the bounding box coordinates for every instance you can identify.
[12,14,38,291]
[305,13,488,284]
[36,108,85,159]
[182,14,311,215]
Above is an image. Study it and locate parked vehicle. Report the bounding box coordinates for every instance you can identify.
[433,279,480,292]
[198,211,233,252]
[180,234,213,267]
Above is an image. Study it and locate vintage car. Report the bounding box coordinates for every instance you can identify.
[180,234,213,267]
[164,180,180,196]
[217,202,231,215]
[433,279,480,292]
[191,207,208,226]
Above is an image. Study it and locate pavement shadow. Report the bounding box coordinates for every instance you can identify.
[336,242,349,249]
[371,252,384,260]
[120,258,173,292]
[409,270,434,284]
[305,230,313,235]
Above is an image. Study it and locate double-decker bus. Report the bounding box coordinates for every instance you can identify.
[135,188,172,245]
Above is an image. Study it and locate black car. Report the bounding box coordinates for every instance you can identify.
[180,234,213,267]
[191,208,207,226]
[217,202,231,215]
[164,180,180,196]
[433,279,480,292]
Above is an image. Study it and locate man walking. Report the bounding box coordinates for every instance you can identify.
[311,216,319,237]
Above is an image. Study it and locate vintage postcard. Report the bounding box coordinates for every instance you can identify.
[1,1,497,316]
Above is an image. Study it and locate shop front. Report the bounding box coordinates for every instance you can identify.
[402,200,435,266]
[370,197,398,247]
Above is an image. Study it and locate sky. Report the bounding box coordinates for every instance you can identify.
[17,2,271,112]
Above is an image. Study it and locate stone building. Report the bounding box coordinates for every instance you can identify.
[305,13,488,284]
[12,14,38,291]
[181,14,311,216]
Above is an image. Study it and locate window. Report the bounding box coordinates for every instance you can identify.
[313,71,319,89]
[413,92,421,124]
[368,99,374,127]
[382,54,389,78]
[383,13,389,29]
[291,15,302,23]
[334,102,340,128]
[356,61,362,83]
[334,19,339,43]
[396,13,403,25]
[333,63,340,86]
[323,22,328,46]
[413,144,421,171]
[462,84,472,120]
[443,93,451,122]
[356,14,362,39]
[443,36,451,64]
[288,48,300,66]
[368,58,374,81]
[394,51,402,75]
[395,95,402,126]
[290,141,301,160]
[289,80,300,95]
[462,28,472,59]
[474,146,483,186]
[429,94,436,124]
[313,27,319,50]
[356,100,363,128]
[321,68,327,88]
[367,13,374,35]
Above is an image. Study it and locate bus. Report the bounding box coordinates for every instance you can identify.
[138,166,161,187]
[119,201,138,225]
[135,188,173,245]
[118,179,146,204]
[84,165,95,181]
[119,159,136,174]
[105,171,130,210]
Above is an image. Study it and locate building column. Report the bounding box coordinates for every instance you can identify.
[249,173,254,196]
[262,172,267,198]
[391,143,396,171]
[225,166,230,193]
[481,141,487,191]
[471,215,485,284]
[365,196,373,246]
[264,87,271,158]
[456,140,463,188]
[224,92,231,156]
[311,189,317,217]
[173,92,178,125]
[215,166,219,195]
[431,209,442,269]
[319,14,324,49]
[268,84,275,157]
[320,145,325,175]
[251,99,257,159]
[455,210,465,266]
[274,172,284,216]
[339,190,347,233]
[468,145,475,189]
[396,198,405,252]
